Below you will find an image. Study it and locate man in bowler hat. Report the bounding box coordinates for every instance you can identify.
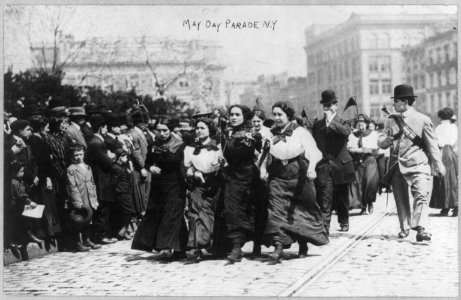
[312,90,355,234]
[378,84,445,241]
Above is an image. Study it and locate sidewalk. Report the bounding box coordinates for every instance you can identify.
[4,193,394,297]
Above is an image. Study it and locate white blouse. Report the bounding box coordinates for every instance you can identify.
[347,130,379,150]
[184,144,223,174]
[269,126,322,167]
[435,120,458,148]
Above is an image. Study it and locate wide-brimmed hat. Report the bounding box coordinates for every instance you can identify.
[391,84,417,99]
[10,119,30,135]
[355,113,370,124]
[320,90,338,105]
[69,206,93,229]
[68,107,87,117]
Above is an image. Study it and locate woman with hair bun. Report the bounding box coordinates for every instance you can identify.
[430,107,458,216]
[183,118,225,261]
[220,104,262,262]
[131,117,188,259]
[261,101,328,262]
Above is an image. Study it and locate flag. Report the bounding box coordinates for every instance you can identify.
[344,96,357,112]
[301,107,307,118]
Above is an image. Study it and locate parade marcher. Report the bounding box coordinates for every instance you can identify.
[378,84,445,241]
[66,145,101,251]
[312,90,355,234]
[28,115,61,241]
[250,109,271,256]
[131,118,188,259]
[429,107,458,216]
[347,114,380,214]
[220,104,261,262]
[66,107,88,149]
[261,101,328,261]
[86,114,117,245]
[183,118,225,261]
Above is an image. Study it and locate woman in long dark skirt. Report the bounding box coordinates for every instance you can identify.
[347,114,380,214]
[131,118,188,259]
[183,118,224,261]
[430,107,458,216]
[28,115,61,241]
[220,104,262,262]
[261,101,328,262]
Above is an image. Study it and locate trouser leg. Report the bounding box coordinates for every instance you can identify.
[334,183,350,227]
[391,168,411,231]
[403,172,433,230]
[315,176,333,234]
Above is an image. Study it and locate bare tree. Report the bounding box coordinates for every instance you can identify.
[137,36,208,97]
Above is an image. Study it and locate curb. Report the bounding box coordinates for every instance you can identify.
[278,204,394,297]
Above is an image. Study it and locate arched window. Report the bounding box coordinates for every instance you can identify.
[449,67,457,84]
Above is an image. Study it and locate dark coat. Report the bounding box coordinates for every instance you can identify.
[86,135,114,203]
[312,114,355,185]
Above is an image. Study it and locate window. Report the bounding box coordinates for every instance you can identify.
[333,65,337,81]
[420,75,425,88]
[370,80,379,95]
[433,72,439,88]
[428,49,434,65]
[369,57,378,72]
[446,92,452,107]
[345,60,350,78]
[413,76,419,89]
[444,44,450,62]
[381,79,392,94]
[339,63,343,80]
[352,57,360,75]
[327,65,332,82]
[430,94,435,113]
[436,47,442,64]
[441,71,447,86]
[379,56,391,71]
[438,93,443,108]
[449,67,456,84]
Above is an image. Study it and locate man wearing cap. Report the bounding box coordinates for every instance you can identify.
[378,84,445,241]
[312,90,355,234]
[87,114,117,244]
[66,107,88,149]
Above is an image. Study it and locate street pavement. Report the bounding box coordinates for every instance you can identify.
[2,193,458,297]
[295,203,459,297]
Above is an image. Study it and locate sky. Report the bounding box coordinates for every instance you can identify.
[10,4,458,81]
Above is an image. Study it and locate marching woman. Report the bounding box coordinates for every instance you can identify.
[430,107,458,216]
[221,104,262,262]
[347,114,380,214]
[131,118,188,259]
[261,101,329,261]
[183,118,225,261]
[250,109,271,256]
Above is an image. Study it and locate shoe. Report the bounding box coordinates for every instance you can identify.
[227,248,243,262]
[398,229,410,238]
[368,203,374,214]
[185,249,202,261]
[440,208,449,216]
[416,230,432,242]
[100,237,117,244]
[268,246,283,262]
[452,208,458,217]
[359,208,366,215]
[339,225,349,232]
[74,242,91,252]
[27,231,44,244]
[83,238,102,249]
[298,243,308,258]
[157,249,174,260]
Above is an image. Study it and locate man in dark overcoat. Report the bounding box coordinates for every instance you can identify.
[86,114,117,244]
[312,90,356,234]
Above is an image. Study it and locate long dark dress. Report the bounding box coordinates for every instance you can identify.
[184,139,224,249]
[347,130,380,210]
[263,124,329,247]
[220,125,261,244]
[29,134,61,238]
[131,135,188,252]
[430,145,458,209]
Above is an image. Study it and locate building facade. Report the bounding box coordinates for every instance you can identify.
[304,13,457,119]
[402,29,458,120]
[45,36,226,109]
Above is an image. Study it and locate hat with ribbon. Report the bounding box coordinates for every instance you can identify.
[391,84,417,99]
[320,90,338,105]
[69,206,93,229]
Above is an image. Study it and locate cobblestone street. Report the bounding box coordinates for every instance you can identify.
[3,193,458,297]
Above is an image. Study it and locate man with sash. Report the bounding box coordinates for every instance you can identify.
[378,84,445,241]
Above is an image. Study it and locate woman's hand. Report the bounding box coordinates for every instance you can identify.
[149,165,161,175]
[46,177,53,191]
[307,168,317,180]
[29,201,37,209]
